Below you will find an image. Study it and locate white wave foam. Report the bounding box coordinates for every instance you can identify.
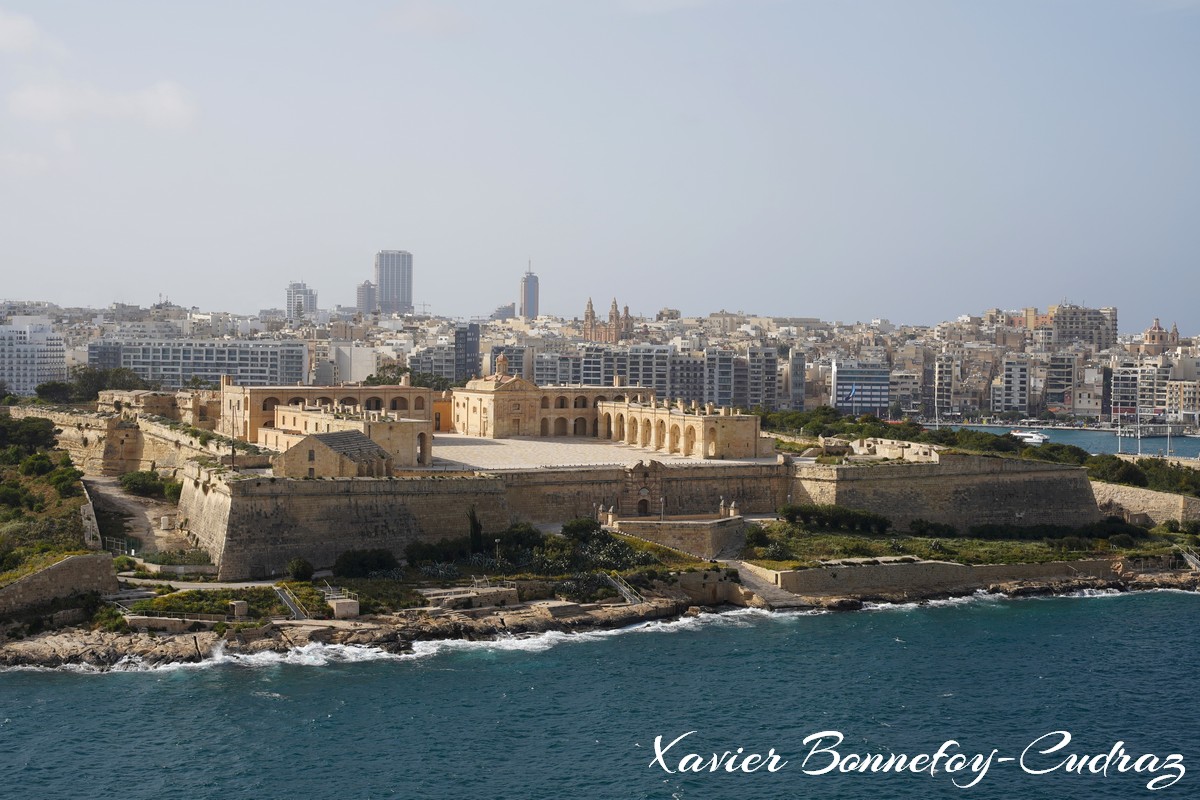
[862,589,1003,612]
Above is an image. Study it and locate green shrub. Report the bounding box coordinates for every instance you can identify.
[120,471,165,496]
[333,548,399,578]
[287,557,315,582]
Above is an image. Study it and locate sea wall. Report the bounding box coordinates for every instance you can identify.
[1090,482,1200,525]
[792,454,1102,532]
[773,558,1117,597]
[0,554,118,619]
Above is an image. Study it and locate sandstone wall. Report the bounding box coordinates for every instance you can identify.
[4,407,271,476]
[0,554,118,619]
[775,558,1116,597]
[1090,481,1200,525]
[614,517,745,559]
[181,465,515,580]
[793,454,1101,532]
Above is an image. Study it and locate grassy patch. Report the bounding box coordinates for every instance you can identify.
[334,578,426,614]
[744,520,1175,568]
[130,587,287,618]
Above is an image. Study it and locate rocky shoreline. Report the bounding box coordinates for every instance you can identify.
[2,573,1197,671]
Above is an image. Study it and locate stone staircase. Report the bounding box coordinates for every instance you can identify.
[721,559,814,611]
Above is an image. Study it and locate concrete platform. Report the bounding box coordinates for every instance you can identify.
[429,433,778,471]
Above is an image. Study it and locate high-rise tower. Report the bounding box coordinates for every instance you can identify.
[519,265,539,320]
[374,250,413,315]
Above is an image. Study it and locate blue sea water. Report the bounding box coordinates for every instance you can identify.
[960,425,1200,459]
[1,590,1196,800]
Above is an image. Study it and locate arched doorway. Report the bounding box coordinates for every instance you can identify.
[554,417,568,436]
[669,424,681,453]
[640,419,652,448]
[540,418,550,436]
[637,499,650,516]
[684,425,697,457]
[654,420,666,450]
[573,417,588,436]
[707,427,718,457]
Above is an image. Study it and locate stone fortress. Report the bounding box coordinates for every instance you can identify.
[3,366,1110,580]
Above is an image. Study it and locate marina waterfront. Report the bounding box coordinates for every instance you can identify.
[0,590,1195,799]
[959,425,1200,460]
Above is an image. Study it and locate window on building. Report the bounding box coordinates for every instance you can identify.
[308,449,315,462]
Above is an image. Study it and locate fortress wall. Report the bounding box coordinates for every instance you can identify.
[182,466,514,580]
[3,407,271,476]
[614,516,746,559]
[1090,482,1200,525]
[657,464,789,515]
[776,558,1116,597]
[3,407,125,475]
[0,554,118,619]
[498,468,627,522]
[794,455,1101,532]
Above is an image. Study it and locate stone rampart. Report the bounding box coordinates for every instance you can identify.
[0,554,118,619]
[3,406,271,476]
[793,454,1101,532]
[614,516,745,559]
[773,558,1116,597]
[1090,482,1200,525]
[180,463,515,580]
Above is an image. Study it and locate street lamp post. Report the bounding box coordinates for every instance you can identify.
[660,497,665,521]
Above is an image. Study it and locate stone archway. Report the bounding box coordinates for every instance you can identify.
[417,432,429,465]
[669,424,681,454]
[364,396,383,411]
[684,425,697,457]
[540,418,550,436]
[391,397,409,411]
[637,498,650,516]
[654,420,666,450]
[707,427,717,457]
[640,419,652,448]
[554,417,568,436]
[603,413,613,439]
[573,417,588,435]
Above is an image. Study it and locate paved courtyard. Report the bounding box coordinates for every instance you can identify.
[429,433,778,470]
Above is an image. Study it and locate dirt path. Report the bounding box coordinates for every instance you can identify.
[84,476,189,555]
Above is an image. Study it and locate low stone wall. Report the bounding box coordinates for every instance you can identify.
[79,482,102,549]
[0,554,118,619]
[773,559,1117,598]
[1090,482,1200,526]
[674,569,750,606]
[614,516,745,559]
[136,562,219,576]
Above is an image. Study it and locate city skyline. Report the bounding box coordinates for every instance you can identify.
[1,2,1198,327]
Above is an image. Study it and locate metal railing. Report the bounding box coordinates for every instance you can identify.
[601,572,644,605]
[320,581,359,602]
[275,584,309,620]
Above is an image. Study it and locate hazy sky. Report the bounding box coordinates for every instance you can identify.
[1,1,1197,331]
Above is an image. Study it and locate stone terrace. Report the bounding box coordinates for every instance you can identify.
[429,433,779,471]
